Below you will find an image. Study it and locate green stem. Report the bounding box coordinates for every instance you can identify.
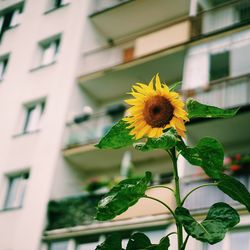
[166,232,177,238]
[181,235,190,250]
[181,183,218,206]
[147,185,174,193]
[144,195,176,220]
[169,147,183,250]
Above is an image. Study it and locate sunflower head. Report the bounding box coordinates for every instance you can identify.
[123,74,189,140]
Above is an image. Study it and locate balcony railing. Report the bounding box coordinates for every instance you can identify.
[64,105,126,149]
[192,0,250,37]
[47,180,174,230]
[183,74,250,109]
[68,74,250,149]
[78,18,191,76]
[182,173,250,211]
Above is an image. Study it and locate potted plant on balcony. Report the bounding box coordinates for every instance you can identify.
[94,75,250,250]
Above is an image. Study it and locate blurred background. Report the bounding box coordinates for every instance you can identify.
[0,0,250,249]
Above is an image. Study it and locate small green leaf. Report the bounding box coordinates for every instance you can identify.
[96,119,136,149]
[206,203,240,228]
[218,174,250,212]
[96,172,152,221]
[95,233,123,250]
[169,81,181,91]
[134,129,177,152]
[177,137,224,179]
[147,236,170,250]
[126,233,170,250]
[175,203,239,244]
[187,98,239,119]
[126,232,151,250]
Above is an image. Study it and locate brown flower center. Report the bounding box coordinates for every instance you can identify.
[143,96,174,128]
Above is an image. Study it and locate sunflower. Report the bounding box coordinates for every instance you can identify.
[123,74,189,140]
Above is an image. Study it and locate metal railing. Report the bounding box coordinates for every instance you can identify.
[66,74,250,149]
[64,114,115,149]
[183,74,250,109]
[182,173,250,211]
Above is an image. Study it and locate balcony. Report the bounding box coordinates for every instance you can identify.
[46,183,174,231]
[63,111,169,171]
[185,74,250,109]
[183,173,250,212]
[192,0,250,38]
[78,46,185,103]
[78,18,191,78]
[185,74,250,150]
[89,0,190,41]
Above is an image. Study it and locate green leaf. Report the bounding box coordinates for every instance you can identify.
[187,98,239,119]
[169,81,181,91]
[177,137,224,179]
[146,236,170,250]
[218,174,250,212]
[96,119,136,149]
[96,172,152,221]
[96,233,123,250]
[175,202,240,244]
[134,129,177,152]
[126,233,170,250]
[126,232,151,250]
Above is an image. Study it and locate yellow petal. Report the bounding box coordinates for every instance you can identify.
[174,108,188,118]
[125,99,142,105]
[171,117,185,130]
[134,125,151,140]
[147,128,159,138]
[176,127,186,138]
[155,128,163,137]
[148,76,155,90]
[155,73,162,91]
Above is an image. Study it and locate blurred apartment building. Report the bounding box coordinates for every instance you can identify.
[0,0,250,249]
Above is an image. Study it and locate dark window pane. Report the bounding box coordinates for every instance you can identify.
[210,51,230,81]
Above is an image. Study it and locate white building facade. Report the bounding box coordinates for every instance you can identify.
[0,0,250,250]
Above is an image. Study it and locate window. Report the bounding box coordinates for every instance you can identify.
[22,100,46,134]
[0,55,8,80]
[48,0,70,10]
[39,38,60,66]
[3,172,29,209]
[237,1,250,23]
[0,5,23,40]
[209,51,230,81]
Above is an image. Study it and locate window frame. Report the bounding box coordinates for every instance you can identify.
[38,36,61,67]
[45,0,70,14]
[3,171,30,211]
[21,99,46,135]
[0,3,24,39]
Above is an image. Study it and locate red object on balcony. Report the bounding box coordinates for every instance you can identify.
[123,47,134,63]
